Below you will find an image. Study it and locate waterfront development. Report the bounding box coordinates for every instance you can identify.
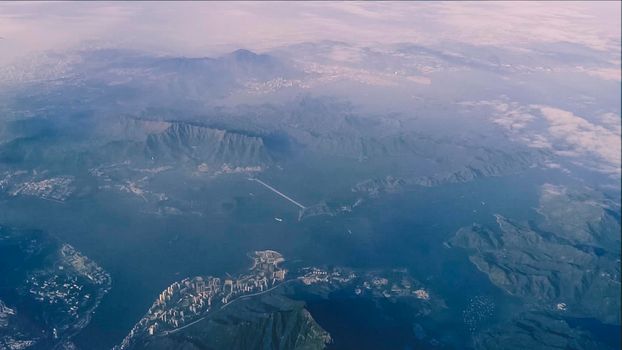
[0,227,112,349]
[117,251,288,349]
[116,248,446,349]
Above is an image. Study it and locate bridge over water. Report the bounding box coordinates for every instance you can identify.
[248,178,306,209]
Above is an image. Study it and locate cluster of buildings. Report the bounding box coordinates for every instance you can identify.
[243,77,309,94]
[355,273,430,300]
[299,267,431,301]
[0,300,16,328]
[23,244,111,331]
[60,244,111,286]
[132,251,288,338]
[298,267,357,286]
[146,276,219,333]
[212,164,263,176]
[0,170,28,191]
[88,163,169,204]
[26,273,87,320]
[9,175,75,202]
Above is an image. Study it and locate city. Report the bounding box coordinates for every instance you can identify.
[25,244,111,331]
[1,171,75,202]
[118,250,288,348]
[299,267,431,301]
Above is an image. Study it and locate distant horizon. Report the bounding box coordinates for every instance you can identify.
[1,1,620,65]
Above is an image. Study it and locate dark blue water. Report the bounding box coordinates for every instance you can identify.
[0,167,605,349]
[298,171,549,349]
[565,317,621,349]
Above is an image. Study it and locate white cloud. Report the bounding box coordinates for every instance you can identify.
[0,2,619,65]
[541,183,567,197]
[431,2,620,52]
[586,68,621,82]
[534,106,621,170]
[465,100,621,175]
[574,66,622,82]
[600,112,622,135]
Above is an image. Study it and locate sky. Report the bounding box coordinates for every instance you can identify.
[0,1,620,64]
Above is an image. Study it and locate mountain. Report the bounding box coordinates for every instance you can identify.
[474,311,612,350]
[124,294,331,350]
[448,215,620,325]
[221,49,295,81]
[144,122,272,166]
[536,184,621,251]
[0,48,299,104]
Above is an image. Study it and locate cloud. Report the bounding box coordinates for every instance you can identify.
[0,2,619,64]
[533,106,621,171]
[431,2,620,52]
[587,68,622,82]
[541,183,567,197]
[465,100,621,175]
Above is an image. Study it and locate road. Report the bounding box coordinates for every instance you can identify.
[161,315,205,335]
[162,280,295,336]
[249,178,306,209]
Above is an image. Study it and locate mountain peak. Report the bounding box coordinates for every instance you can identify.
[228,48,262,61]
[230,48,257,57]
